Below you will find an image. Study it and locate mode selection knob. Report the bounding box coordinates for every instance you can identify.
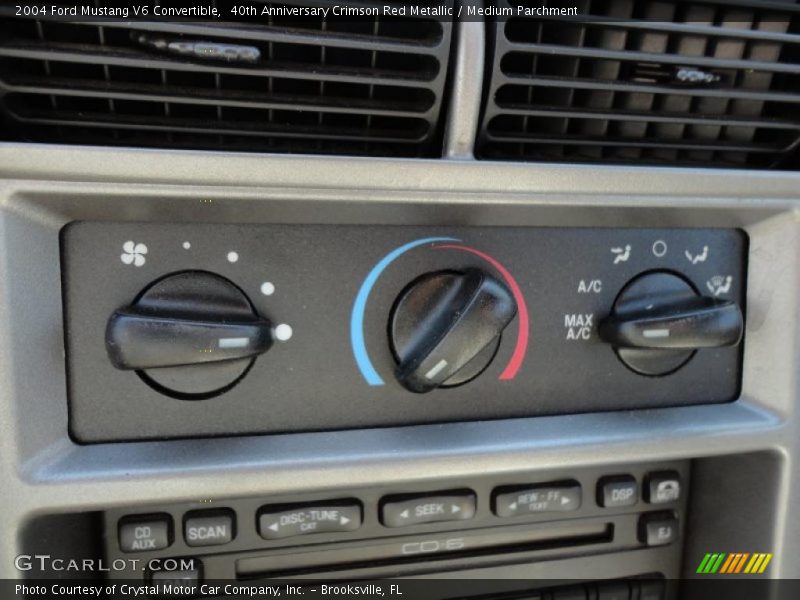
[105,271,273,399]
[389,268,517,393]
[599,271,743,376]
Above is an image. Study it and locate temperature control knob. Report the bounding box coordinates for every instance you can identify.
[599,271,743,376]
[106,271,273,399]
[389,268,517,393]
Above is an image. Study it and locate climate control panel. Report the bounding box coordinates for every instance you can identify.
[62,224,746,442]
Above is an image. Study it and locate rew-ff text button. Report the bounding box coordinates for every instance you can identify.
[494,483,582,517]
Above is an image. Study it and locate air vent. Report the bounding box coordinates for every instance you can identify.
[477,0,800,169]
[0,1,453,157]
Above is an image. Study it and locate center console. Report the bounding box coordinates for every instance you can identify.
[44,218,758,598]
[105,462,686,588]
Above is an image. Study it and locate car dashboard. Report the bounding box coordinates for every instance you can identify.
[0,2,799,599]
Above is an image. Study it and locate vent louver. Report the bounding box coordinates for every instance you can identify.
[477,0,800,169]
[0,1,453,157]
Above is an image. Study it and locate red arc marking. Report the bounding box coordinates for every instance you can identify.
[433,244,529,380]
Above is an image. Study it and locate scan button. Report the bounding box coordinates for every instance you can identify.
[184,511,234,547]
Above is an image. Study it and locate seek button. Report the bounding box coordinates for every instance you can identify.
[381,492,476,528]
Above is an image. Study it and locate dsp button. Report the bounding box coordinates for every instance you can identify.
[258,502,361,540]
[494,483,581,517]
[184,510,235,547]
[119,515,172,553]
[381,492,476,528]
[597,475,638,508]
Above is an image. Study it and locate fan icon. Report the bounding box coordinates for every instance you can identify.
[120,241,148,267]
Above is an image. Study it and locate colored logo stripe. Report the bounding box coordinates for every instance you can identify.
[720,553,750,574]
[697,553,726,573]
[696,553,713,573]
[719,553,736,574]
[748,553,773,574]
[735,553,751,573]
[697,553,773,574]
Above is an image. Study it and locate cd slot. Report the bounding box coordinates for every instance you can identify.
[236,520,614,578]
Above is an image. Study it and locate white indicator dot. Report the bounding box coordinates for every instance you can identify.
[274,324,293,342]
[227,251,239,263]
[260,282,275,296]
[182,241,191,250]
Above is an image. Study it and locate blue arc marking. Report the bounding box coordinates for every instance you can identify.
[351,237,459,385]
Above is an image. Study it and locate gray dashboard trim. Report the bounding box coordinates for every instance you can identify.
[0,144,799,583]
[2,144,800,198]
[442,2,484,159]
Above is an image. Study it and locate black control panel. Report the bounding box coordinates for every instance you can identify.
[103,462,688,583]
[62,224,746,442]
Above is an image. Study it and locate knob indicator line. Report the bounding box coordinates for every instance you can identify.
[350,237,530,387]
[350,237,459,386]
[433,244,530,381]
[598,271,743,376]
[105,270,273,398]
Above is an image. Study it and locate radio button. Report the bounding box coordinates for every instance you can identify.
[645,471,681,504]
[381,492,476,528]
[494,483,581,517]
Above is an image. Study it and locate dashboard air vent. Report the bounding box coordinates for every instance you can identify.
[477,0,800,169]
[0,1,453,157]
